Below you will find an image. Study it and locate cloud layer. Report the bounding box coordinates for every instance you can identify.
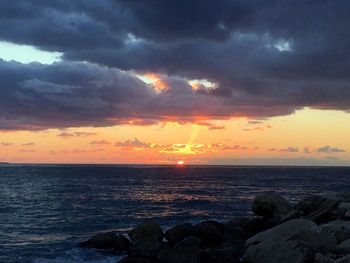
[1,0,350,130]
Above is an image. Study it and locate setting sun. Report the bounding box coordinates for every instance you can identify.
[177,160,185,165]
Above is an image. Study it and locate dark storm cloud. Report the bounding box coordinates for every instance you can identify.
[1,0,350,129]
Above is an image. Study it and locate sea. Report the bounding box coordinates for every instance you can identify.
[1,164,350,263]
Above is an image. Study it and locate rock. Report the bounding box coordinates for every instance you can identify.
[296,195,340,224]
[129,220,164,243]
[252,191,291,219]
[244,219,316,263]
[246,219,316,248]
[194,220,225,245]
[314,253,336,263]
[165,223,196,245]
[332,238,350,254]
[225,217,254,240]
[338,202,350,220]
[128,238,165,260]
[80,232,131,251]
[244,239,314,263]
[118,257,153,263]
[166,236,202,263]
[314,253,350,263]
[199,247,241,263]
[289,229,337,253]
[313,220,350,243]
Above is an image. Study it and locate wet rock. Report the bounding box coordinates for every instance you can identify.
[252,191,291,219]
[129,220,164,243]
[80,232,131,251]
[313,220,350,243]
[164,223,196,245]
[199,247,241,263]
[295,195,340,224]
[289,229,337,253]
[194,220,225,245]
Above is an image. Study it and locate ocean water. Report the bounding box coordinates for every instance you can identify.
[1,164,350,263]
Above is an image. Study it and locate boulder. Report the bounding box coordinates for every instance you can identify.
[225,217,254,240]
[252,191,291,219]
[313,220,350,243]
[128,238,165,260]
[332,238,350,254]
[246,219,316,248]
[314,253,350,263]
[129,220,164,243]
[244,239,314,263]
[80,232,131,251]
[195,220,225,245]
[166,236,202,263]
[199,247,241,263]
[289,229,337,253]
[244,219,316,263]
[338,202,350,220]
[118,257,153,263]
[165,223,196,245]
[295,195,340,224]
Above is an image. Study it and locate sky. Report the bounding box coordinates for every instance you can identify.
[0,0,349,165]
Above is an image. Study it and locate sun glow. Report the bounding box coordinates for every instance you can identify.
[177,160,185,165]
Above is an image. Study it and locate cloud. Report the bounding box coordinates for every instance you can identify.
[280,147,299,153]
[57,131,98,138]
[115,138,151,148]
[22,142,35,146]
[317,146,346,154]
[1,1,350,130]
[1,142,13,147]
[90,140,110,146]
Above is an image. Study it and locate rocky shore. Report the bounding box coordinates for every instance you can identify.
[80,192,350,262]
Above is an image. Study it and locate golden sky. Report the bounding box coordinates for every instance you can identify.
[1,108,349,165]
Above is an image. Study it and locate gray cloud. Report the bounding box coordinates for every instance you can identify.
[317,146,346,154]
[0,1,350,130]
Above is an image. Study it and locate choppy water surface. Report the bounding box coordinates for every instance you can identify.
[1,164,350,262]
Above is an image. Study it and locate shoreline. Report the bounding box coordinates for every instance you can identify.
[80,191,350,263]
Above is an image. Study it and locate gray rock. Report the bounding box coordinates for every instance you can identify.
[332,238,350,254]
[165,223,196,245]
[244,219,316,263]
[199,247,240,263]
[80,232,131,251]
[289,229,337,253]
[295,195,340,224]
[166,236,202,263]
[244,239,314,263]
[246,219,316,248]
[195,220,225,245]
[118,257,152,263]
[224,217,255,240]
[338,202,350,220]
[128,238,165,259]
[313,220,350,243]
[314,253,336,263]
[314,253,350,263]
[129,220,164,243]
[252,191,291,219]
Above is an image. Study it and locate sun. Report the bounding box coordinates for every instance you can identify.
[177,160,185,165]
